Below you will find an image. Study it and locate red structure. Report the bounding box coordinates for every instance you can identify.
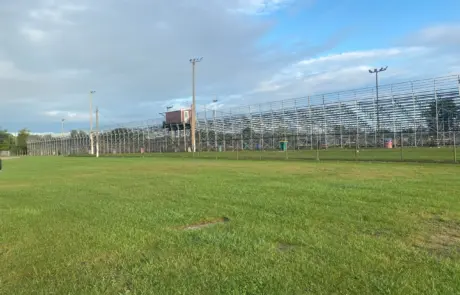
[165,108,191,125]
[384,138,393,149]
[163,108,192,131]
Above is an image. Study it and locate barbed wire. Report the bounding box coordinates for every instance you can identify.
[27,74,460,156]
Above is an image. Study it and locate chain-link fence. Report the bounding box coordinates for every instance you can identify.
[27,74,460,163]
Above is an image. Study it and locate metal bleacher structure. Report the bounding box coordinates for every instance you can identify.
[27,75,460,156]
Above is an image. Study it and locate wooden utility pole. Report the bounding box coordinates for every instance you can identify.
[89,90,96,154]
[61,118,65,136]
[96,107,100,158]
[213,97,218,151]
[183,122,186,152]
[190,57,203,153]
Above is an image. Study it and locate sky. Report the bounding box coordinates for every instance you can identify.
[1,0,460,133]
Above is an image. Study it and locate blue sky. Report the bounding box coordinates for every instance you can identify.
[266,0,460,51]
[1,0,459,133]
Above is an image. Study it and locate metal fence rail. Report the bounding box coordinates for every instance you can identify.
[27,75,460,162]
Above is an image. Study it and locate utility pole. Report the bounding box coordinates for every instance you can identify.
[369,66,387,146]
[159,112,166,152]
[60,118,65,156]
[89,90,96,154]
[96,107,100,158]
[213,98,218,151]
[166,106,173,146]
[190,57,203,153]
[61,118,65,136]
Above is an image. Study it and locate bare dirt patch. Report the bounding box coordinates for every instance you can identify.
[0,157,20,160]
[413,216,460,258]
[334,166,418,180]
[276,242,298,252]
[180,217,230,230]
[263,163,419,181]
[91,251,121,264]
[0,243,12,257]
[362,228,392,239]
[0,183,31,189]
[71,173,98,179]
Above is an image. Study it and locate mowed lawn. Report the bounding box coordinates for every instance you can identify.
[97,146,459,163]
[1,157,460,294]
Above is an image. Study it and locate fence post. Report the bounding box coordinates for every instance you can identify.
[455,75,460,162]
[285,143,288,160]
[411,82,417,147]
[309,96,313,150]
[354,143,358,161]
[339,93,343,148]
[316,136,320,161]
[236,141,239,160]
[434,79,439,147]
[400,130,404,161]
[355,100,359,161]
[322,95,327,147]
[454,126,457,163]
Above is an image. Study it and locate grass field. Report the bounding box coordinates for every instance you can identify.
[1,157,460,294]
[86,146,459,163]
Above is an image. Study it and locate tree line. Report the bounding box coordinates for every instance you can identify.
[3,95,459,154]
[0,128,30,154]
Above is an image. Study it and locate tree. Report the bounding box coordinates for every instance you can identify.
[423,92,460,133]
[0,129,16,151]
[330,124,349,135]
[70,130,79,138]
[69,130,89,139]
[16,128,30,154]
[108,128,130,140]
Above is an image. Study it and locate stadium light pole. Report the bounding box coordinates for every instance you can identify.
[212,98,218,120]
[165,106,173,143]
[213,98,218,151]
[60,118,66,156]
[369,66,387,146]
[160,107,173,119]
[159,112,167,151]
[190,57,203,153]
[89,90,96,155]
[61,118,65,136]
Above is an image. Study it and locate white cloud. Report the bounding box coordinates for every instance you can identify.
[244,42,457,102]
[298,47,427,66]
[0,0,459,133]
[406,24,460,46]
[0,60,25,79]
[1,0,318,129]
[51,69,91,79]
[28,1,87,25]
[29,8,65,23]
[20,27,47,42]
[230,0,294,14]
[44,110,87,120]
[20,1,88,45]
[0,59,89,81]
[58,4,87,12]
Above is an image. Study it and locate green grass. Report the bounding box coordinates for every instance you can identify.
[1,157,460,294]
[89,146,459,163]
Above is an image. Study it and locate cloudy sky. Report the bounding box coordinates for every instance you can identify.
[1,0,460,133]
